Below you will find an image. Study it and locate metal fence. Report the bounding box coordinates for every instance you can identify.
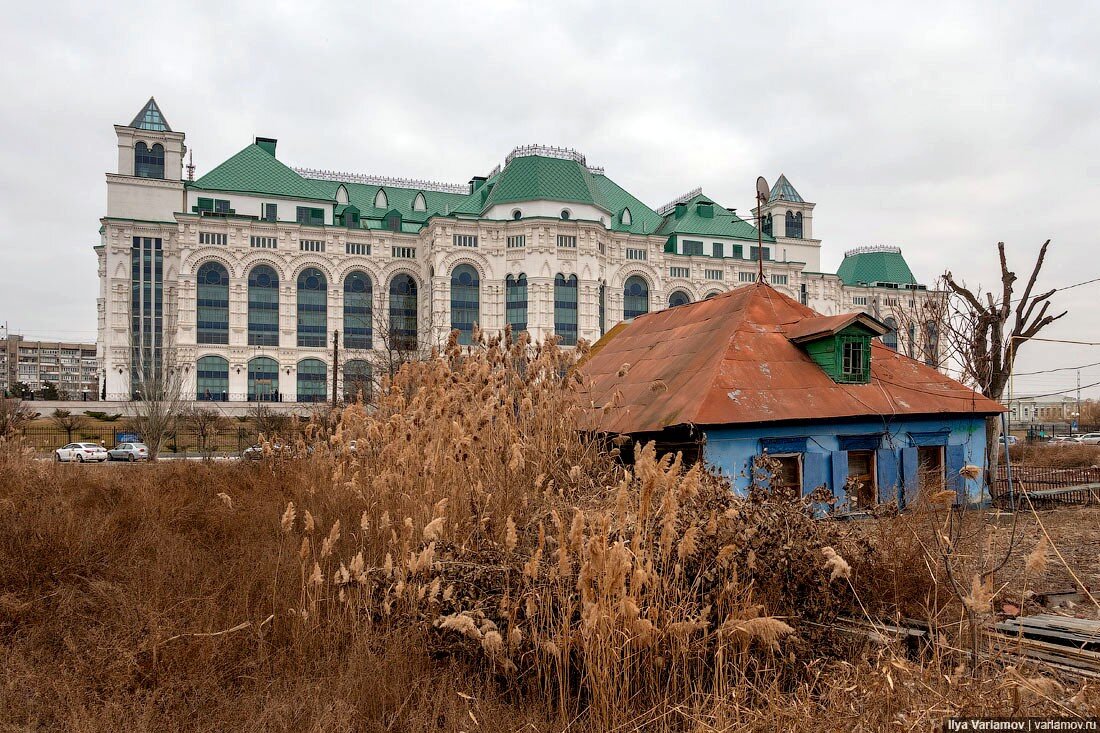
[18,424,263,455]
[990,464,1100,507]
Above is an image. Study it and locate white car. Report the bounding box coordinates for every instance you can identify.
[55,443,109,462]
[1048,436,1079,445]
[1076,433,1100,445]
[108,443,149,461]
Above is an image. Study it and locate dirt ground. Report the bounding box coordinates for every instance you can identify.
[987,504,1100,619]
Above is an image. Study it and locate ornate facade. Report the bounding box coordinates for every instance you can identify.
[97,99,941,403]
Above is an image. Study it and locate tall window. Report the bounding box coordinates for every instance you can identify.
[389,274,418,351]
[196,262,229,345]
[296,268,327,347]
[907,324,917,358]
[196,355,229,401]
[134,142,164,179]
[623,276,649,319]
[506,273,528,333]
[883,317,898,351]
[599,281,606,337]
[248,357,279,402]
[130,236,163,394]
[762,213,772,236]
[343,271,373,350]
[554,274,578,346]
[247,265,279,346]
[343,359,372,403]
[450,265,480,345]
[924,321,938,366]
[296,359,327,403]
[786,210,803,238]
[669,290,691,308]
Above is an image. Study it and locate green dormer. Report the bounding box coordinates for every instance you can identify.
[786,313,889,384]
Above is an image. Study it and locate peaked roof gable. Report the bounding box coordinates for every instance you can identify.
[768,174,803,203]
[657,193,775,243]
[191,144,331,201]
[579,283,1003,433]
[786,312,888,343]
[129,97,172,132]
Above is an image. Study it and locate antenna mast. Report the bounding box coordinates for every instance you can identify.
[186,150,195,182]
[755,177,769,282]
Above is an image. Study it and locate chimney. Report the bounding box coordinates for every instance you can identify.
[255,137,277,156]
[469,176,488,194]
[674,202,687,218]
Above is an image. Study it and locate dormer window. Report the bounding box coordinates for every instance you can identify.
[621,207,632,226]
[840,336,868,382]
[374,188,388,209]
[413,192,427,212]
[336,185,349,205]
[787,313,887,385]
[386,212,401,232]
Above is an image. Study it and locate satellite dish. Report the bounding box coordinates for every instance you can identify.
[756,176,770,203]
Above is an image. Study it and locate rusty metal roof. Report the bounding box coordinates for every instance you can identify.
[785,312,887,343]
[579,282,1005,434]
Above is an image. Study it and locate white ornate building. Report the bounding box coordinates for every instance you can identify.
[98,99,941,403]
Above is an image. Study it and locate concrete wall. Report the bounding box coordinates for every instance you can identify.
[702,415,988,508]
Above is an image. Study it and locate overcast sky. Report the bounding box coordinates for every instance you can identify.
[1,0,1098,398]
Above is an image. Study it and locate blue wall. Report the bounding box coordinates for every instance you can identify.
[702,416,988,509]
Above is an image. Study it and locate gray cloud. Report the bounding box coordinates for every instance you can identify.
[1,0,1098,396]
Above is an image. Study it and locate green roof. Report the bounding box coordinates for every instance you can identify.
[768,174,803,203]
[836,248,917,286]
[592,174,664,234]
[480,155,610,213]
[129,97,171,132]
[657,193,774,242]
[191,144,331,201]
[309,179,469,225]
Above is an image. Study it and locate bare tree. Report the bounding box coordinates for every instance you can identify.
[182,405,227,458]
[876,289,951,370]
[942,240,1066,469]
[126,326,187,461]
[0,398,35,439]
[49,408,88,443]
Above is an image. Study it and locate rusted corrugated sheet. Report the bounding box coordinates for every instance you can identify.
[578,282,1005,434]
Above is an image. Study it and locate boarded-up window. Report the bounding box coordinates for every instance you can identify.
[918,446,945,492]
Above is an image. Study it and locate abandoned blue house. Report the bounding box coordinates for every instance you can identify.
[579,282,1005,510]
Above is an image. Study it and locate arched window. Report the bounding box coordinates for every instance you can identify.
[924,321,938,366]
[512,209,522,220]
[248,356,279,402]
[621,208,632,227]
[389,274,418,351]
[883,317,898,351]
[450,265,480,345]
[668,290,692,308]
[506,273,528,333]
[343,359,372,403]
[624,275,649,319]
[704,291,721,300]
[343,271,373,350]
[554,274,578,346]
[135,142,164,179]
[196,262,229,344]
[196,355,229,401]
[296,268,327,347]
[762,213,772,236]
[413,192,427,212]
[785,210,803,238]
[373,188,388,209]
[335,185,349,204]
[560,209,570,220]
[296,358,327,403]
[248,265,279,346]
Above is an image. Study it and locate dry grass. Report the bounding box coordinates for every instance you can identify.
[1007,443,1100,468]
[0,331,1096,731]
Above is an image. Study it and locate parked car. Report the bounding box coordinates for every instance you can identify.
[1076,433,1100,445]
[108,442,149,461]
[242,443,288,460]
[1003,435,1018,446]
[55,442,109,462]
[1048,436,1079,445]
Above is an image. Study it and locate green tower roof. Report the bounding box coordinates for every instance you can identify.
[480,153,610,212]
[191,143,331,201]
[836,246,917,286]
